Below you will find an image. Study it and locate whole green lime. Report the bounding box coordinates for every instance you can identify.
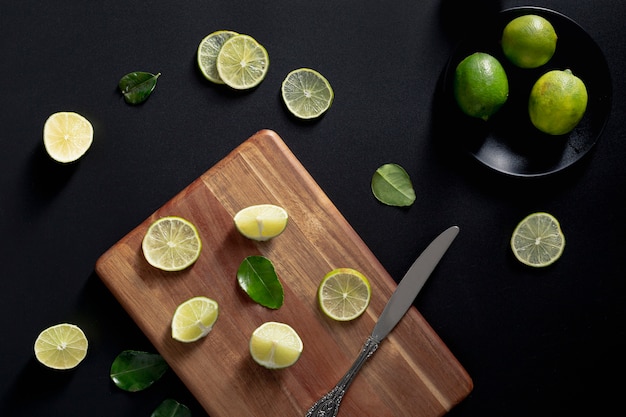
[453,52,509,121]
[502,14,557,68]
[528,69,588,135]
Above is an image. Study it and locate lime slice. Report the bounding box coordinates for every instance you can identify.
[281,68,334,119]
[216,34,269,90]
[34,323,88,370]
[197,30,239,84]
[511,212,565,267]
[43,112,94,163]
[249,322,303,369]
[142,216,202,271]
[318,268,371,321]
[171,296,219,342]
[233,204,288,241]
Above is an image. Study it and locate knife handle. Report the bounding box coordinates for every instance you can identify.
[305,336,380,417]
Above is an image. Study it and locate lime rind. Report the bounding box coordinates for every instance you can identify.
[510,212,565,267]
[281,68,334,119]
[216,34,269,90]
[197,30,239,84]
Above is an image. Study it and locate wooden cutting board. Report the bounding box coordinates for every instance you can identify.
[95,129,472,416]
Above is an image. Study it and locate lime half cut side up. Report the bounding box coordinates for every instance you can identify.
[171,296,219,342]
[249,321,303,369]
[34,323,88,370]
[281,68,334,119]
[318,268,371,321]
[511,212,565,267]
[142,216,202,271]
[216,34,269,90]
[197,30,239,84]
[43,112,94,163]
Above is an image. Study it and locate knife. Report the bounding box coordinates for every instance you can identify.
[305,225,460,417]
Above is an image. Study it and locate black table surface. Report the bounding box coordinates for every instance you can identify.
[2,1,625,416]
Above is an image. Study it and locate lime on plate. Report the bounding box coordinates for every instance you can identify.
[43,112,94,163]
[318,268,371,321]
[233,204,288,241]
[172,296,219,342]
[142,216,202,271]
[197,30,239,84]
[511,212,565,267]
[34,323,88,370]
[502,14,558,69]
[216,34,269,90]
[281,68,334,119]
[249,321,303,369]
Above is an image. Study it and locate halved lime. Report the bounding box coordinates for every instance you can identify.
[318,268,371,321]
[511,212,565,267]
[34,323,88,370]
[142,216,202,271]
[233,204,288,241]
[281,68,334,119]
[172,296,219,342]
[43,112,94,163]
[216,34,269,90]
[249,321,303,369]
[197,30,239,84]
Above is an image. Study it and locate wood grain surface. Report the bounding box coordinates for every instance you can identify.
[95,129,473,416]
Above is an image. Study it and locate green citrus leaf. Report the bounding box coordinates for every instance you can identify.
[237,255,284,309]
[118,71,161,104]
[371,163,416,207]
[110,350,169,392]
[151,399,192,417]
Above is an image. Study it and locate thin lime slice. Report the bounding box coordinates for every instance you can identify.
[233,204,288,241]
[171,296,219,342]
[34,323,88,370]
[511,212,565,267]
[318,268,371,321]
[197,30,239,84]
[216,34,269,90]
[142,216,202,271]
[281,68,334,119]
[43,112,94,163]
[249,321,303,369]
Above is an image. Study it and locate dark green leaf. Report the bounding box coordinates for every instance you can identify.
[110,350,169,392]
[371,163,416,207]
[151,399,192,417]
[118,71,161,104]
[237,255,284,309]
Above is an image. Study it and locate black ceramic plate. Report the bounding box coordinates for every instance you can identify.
[442,6,612,177]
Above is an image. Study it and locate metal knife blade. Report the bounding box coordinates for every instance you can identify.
[371,225,459,342]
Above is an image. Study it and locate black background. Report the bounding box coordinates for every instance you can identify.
[2,1,625,416]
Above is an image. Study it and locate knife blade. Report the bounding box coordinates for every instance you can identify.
[305,225,459,417]
[371,225,459,342]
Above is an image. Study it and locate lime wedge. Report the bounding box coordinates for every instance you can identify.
[172,296,219,342]
[142,216,202,271]
[281,68,334,119]
[318,268,371,321]
[216,34,269,90]
[34,323,88,370]
[249,322,303,369]
[43,112,93,163]
[511,212,565,267]
[197,30,239,84]
[233,204,288,241]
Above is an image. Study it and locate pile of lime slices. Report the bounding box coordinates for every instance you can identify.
[197,30,269,90]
